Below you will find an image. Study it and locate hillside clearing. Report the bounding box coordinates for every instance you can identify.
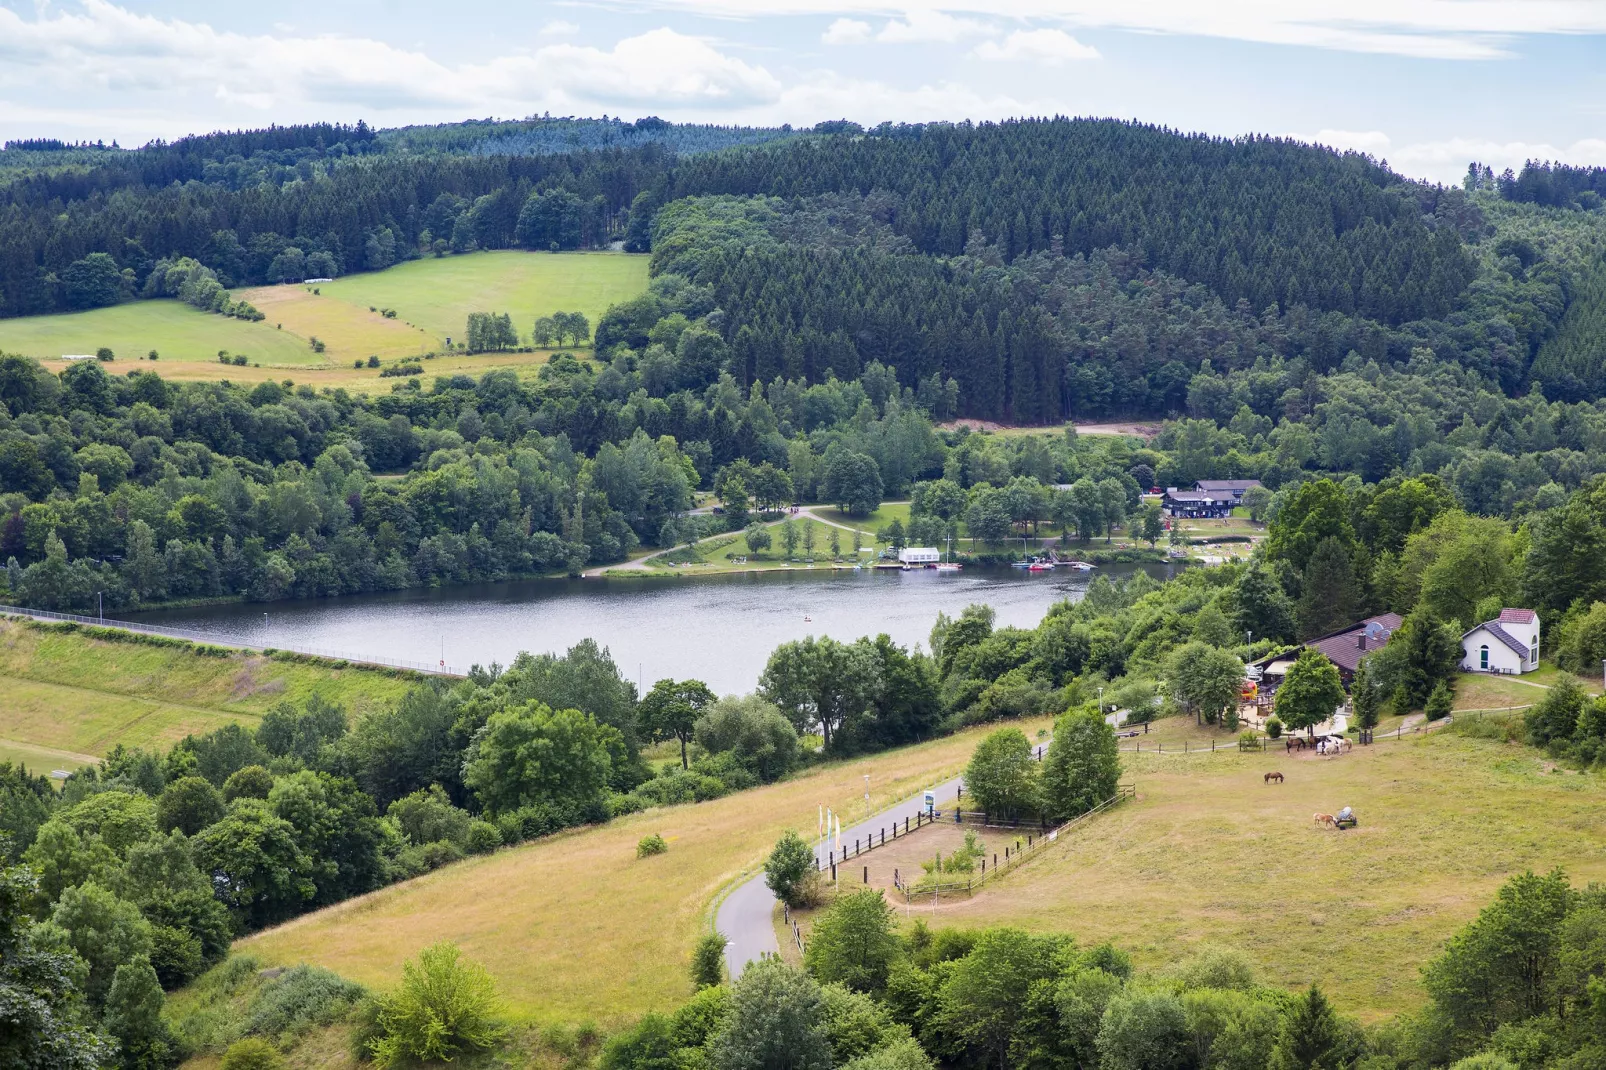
[0,619,415,757]
[2,250,648,390]
[866,733,1606,1023]
[236,716,1052,1026]
[0,299,318,366]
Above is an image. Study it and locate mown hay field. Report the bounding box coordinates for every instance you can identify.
[0,619,415,758]
[237,716,1053,1026]
[904,730,1606,1023]
[2,250,649,391]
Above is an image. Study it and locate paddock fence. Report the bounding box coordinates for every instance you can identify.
[891,783,1137,903]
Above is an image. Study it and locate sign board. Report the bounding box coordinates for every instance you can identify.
[922,790,936,815]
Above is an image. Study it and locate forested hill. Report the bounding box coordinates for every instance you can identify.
[670,120,1477,324]
[3,115,1604,417]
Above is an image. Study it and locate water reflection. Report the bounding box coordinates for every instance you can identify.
[131,563,1182,694]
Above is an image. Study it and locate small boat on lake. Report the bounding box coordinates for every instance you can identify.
[1061,561,1095,572]
[1028,561,1055,572]
[935,562,961,573]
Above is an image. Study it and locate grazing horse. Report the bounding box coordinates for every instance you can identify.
[1264,771,1285,784]
[1313,812,1337,828]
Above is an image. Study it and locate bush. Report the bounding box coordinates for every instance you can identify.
[380,362,424,378]
[243,965,365,1045]
[691,931,726,987]
[1265,717,1283,739]
[395,839,463,877]
[466,820,502,854]
[96,346,114,361]
[221,1038,285,1070]
[765,830,819,909]
[637,833,669,858]
[369,943,506,1067]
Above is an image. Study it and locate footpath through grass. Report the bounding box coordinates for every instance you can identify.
[237,716,1051,1027]
[0,619,414,758]
[913,731,1606,1023]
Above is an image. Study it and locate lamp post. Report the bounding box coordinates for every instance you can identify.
[863,774,871,817]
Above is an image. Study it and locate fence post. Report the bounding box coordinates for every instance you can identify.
[863,866,868,884]
[831,863,837,880]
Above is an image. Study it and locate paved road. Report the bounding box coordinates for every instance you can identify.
[716,741,1049,978]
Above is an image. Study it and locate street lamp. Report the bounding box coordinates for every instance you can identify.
[863,774,871,816]
[1097,686,1104,714]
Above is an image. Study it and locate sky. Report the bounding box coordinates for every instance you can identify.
[1,1,1605,184]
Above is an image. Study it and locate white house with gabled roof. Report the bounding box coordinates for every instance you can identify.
[1461,609,1540,675]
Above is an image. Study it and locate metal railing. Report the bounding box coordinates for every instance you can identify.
[0,603,462,676]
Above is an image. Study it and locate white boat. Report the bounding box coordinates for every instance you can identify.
[1062,560,1095,571]
[935,562,961,573]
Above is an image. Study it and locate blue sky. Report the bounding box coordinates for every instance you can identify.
[2,1,1604,183]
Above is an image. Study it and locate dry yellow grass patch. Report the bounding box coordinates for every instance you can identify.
[0,619,414,757]
[904,734,1606,1022]
[237,717,1051,1026]
[242,285,435,362]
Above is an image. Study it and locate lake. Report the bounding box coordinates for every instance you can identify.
[130,563,1183,695]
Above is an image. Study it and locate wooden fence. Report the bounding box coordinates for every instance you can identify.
[892,784,1137,903]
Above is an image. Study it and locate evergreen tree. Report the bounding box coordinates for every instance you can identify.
[1296,537,1360,639]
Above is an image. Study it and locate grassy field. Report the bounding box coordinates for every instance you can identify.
[0,619,415,759]
[274,250,648,345]
[836,731,1606,1023]
[1,251,649,391]
[811,503,913,536]
[236,715,1053,1027]
[0,300,320,366]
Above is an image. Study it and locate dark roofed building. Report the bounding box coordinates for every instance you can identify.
[1306,614,1403,678]
[1252,613,1403,693]
[1194,479,1263,501]
[1163,487,1235,518]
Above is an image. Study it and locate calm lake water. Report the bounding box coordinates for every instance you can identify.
[130,563,1183,695]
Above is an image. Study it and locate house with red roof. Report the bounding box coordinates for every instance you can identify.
[1460,609,1540,675]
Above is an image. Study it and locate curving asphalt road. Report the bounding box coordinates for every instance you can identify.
[717,771,966,977]
[716,741,1052,979]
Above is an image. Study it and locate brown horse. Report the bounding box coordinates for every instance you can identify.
[1286,737,1308,753]
[1313,812,1337,828]
[1264,771,1285,784]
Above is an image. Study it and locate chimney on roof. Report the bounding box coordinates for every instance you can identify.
[1356,633,1366,650]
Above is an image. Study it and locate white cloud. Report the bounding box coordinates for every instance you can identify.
[822,17,872,43]
[876,10,991,44]
[541,20,580,36]
[973,28,1099,64]
[0,2,781,136]
[1392,136,1606,184]
[1301,128,1394,156]
[773,73,1035,126]
[646,1,1606,60]
[1284,128,1606,184]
